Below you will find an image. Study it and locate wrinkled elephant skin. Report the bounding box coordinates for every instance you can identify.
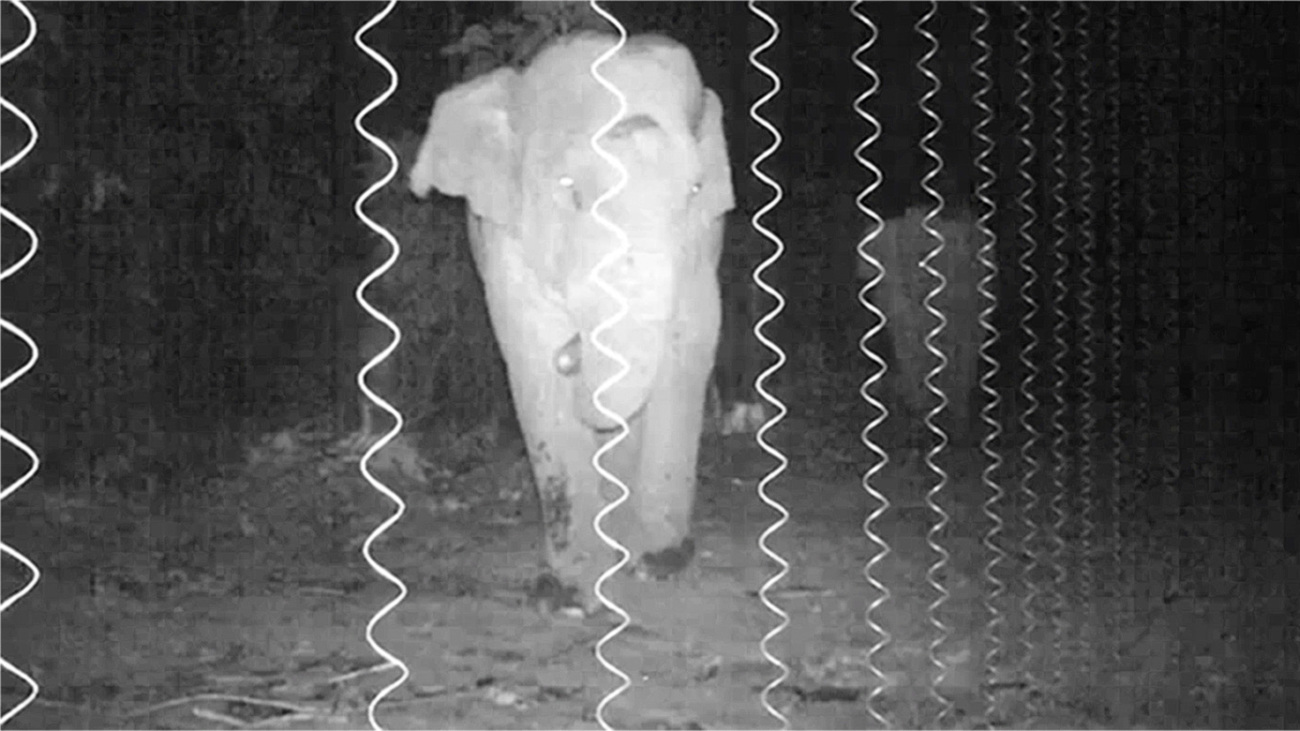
[409,33,734,614]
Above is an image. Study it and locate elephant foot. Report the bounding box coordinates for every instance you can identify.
[528,573,604,619]
[720,401,767,436]
[528,573,585,618]
[634,537,696,581]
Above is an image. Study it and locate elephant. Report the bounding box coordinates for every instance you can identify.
[710,210,769,436]
[409,32,734,615]
[855,206,983,446]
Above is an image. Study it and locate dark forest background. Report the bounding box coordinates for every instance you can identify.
[2,2,1297,486]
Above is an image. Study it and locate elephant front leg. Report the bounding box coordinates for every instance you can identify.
[625,286,720,581]
[519,409,613,617]
[487,312,611,616]
[627,362,709,580]
[527,457,605,616]
[557,335,707,582]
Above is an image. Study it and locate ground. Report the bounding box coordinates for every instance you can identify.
[2,407,1296,729]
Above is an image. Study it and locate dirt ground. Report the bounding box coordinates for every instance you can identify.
[3,412,1296,729]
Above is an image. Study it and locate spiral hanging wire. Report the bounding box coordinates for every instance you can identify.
[1044,1,1071,697]
[1073,1,1098,687]
[1102,1,1125,676]
[1201,1,1241,620]
[1010,3,1043,720]
[1159,2,1185,628]
[914,3,954,724]
[1136,12,1183,709]
[1133,22,1178,692]
[0,2,43,724]
[350,4,413,727]
[584,6,634,727]
[1180,2,1220,586]
[1132,4,1156,551]
[746,3,791,727]
[1161,17,1192,712]
[1132,15,1174,713]
[970,3,1006,725]
[850,2,892,727]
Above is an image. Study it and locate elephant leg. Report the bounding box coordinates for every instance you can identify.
[472,225,610,615]
[628,271,720,579]
[589,415,651,560]
[514,395,609,614]
[714,278,750,412]
[629,340,713,578]
[714,275,767,436]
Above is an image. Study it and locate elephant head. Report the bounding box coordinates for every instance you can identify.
[409,32,735,430]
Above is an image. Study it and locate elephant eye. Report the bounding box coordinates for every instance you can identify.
[559,175,584,211]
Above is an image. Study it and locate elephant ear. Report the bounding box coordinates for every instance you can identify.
[692,88,735,222]
[408,67,520,225]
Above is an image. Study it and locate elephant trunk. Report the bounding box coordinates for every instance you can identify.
[558,249,678,430]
